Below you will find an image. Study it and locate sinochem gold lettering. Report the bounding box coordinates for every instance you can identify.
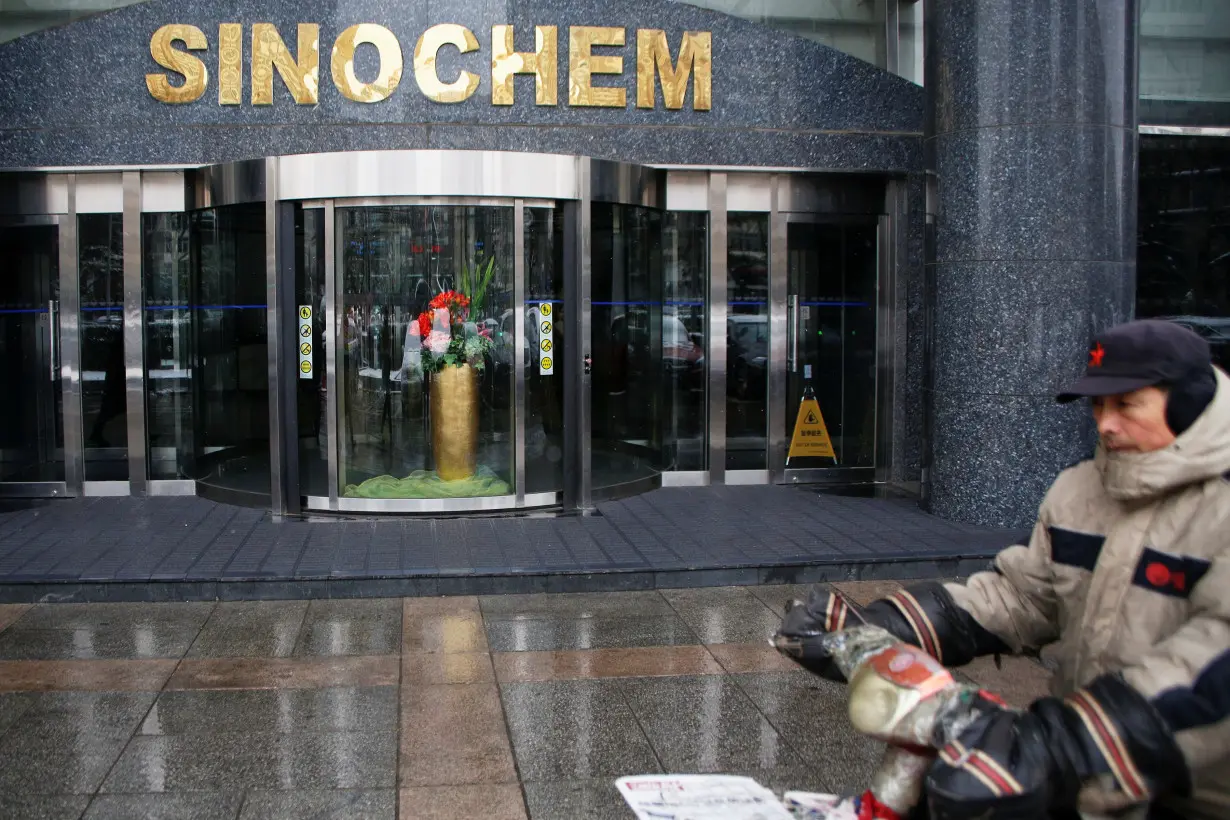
[146,22,713,111]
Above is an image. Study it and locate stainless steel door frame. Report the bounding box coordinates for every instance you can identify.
[0,207,83,497]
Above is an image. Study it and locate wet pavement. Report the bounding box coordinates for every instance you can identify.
[0,582,1054,819]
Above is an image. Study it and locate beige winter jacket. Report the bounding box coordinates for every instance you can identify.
[946,368,1230,820]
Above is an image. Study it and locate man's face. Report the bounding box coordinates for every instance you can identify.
[1092,386,1176,453]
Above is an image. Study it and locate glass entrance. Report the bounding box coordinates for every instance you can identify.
[0,223,65,489]
[334,204,517,501]
[783,217,879,474]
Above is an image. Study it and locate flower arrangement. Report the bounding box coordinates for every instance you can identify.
[415,289,494,374]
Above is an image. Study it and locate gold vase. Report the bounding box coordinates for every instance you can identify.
[430,363,479,481]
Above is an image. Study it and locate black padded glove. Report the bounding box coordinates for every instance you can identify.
[925,674,1191,819]
[772,582,1010,681]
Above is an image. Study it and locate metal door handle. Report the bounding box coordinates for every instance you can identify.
[48,300,57,382]
[787,295,799,372]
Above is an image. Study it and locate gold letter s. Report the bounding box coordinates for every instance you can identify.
[146,24,209,104]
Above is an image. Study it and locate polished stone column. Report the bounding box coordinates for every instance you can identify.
[924,1,1138,527]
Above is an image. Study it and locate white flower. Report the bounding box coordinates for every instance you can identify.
[427,331,451,354]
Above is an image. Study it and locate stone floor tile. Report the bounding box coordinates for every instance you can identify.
[731,672,884,769]
[484,615,699,652]
[83,792,242,820]
[11,691,155,736]
[166,656,399,690]
[238,789,395,819]
[292,599,402,657]
[403,597,480,616]
[402,651,494,685]
[500,680,659,783]
[14,602,215,632]
[619,675,802,772]
[520,779,635,820]
[101,731,397,792]
[399,784,527,820]
[140,687,397,735]
[403,610,487,655]
[0,660,175,692]
[0,691,38,735]
[185,601,308,659]
[707,643,802,675]
[479,592,673,621]
[0,726,135,795]
[0,794,91,820]
[0,626,205,661]
[400,684,517,787]
[747,585,815,613]
[493,646,724,683]
[0,603,31,633]
[959,655,1053,707]
[660,587,786,644]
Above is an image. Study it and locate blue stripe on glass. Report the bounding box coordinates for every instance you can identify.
[0,308,48,314]
[143,304,267,311]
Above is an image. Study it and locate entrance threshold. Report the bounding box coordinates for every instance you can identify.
[0,486,1023,603]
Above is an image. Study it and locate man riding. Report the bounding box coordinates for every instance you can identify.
[775,319,1229,819]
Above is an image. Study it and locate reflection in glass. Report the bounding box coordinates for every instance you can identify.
[192,204,269,495]
[1137,136,1230,372]
[0,224,63,482]
[79,213,127,480]
[336,206,514,499]
[0,0,150,44]
[592,204,664,486]
[663,212,707,471]
[296,207,328,497]
[786,221,877,469]
[524,207,566,493]
[726,213,769,470]
[672,0,886,67]
[1139,1,1230,125]
[143,213,194,479]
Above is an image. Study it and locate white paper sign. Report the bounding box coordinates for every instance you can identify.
[297,305,313,379]
[616,775,794,820]
[537,302,554,375]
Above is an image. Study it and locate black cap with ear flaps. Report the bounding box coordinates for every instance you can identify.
[1056,320,1212,404]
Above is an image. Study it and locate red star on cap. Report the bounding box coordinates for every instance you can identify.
[1089,343,1106,368]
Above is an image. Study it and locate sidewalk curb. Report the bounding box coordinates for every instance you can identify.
[0,553,998,603]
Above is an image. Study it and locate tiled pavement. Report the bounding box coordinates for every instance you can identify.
[0,582,1054,820]
[0,487,1026,602]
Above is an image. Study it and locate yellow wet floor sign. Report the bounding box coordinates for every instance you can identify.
[788,395,836,463]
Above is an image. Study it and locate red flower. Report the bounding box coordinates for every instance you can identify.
[417,311,432,338]
[427,291,470,324]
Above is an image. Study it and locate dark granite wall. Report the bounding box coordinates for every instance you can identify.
[924,0,1139,527]
[0,0,923,170]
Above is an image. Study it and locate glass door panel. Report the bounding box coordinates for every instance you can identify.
[783,219,878,471]
[726,212,770,471]
[523,206,565,495]
[79,213,128,480]
[0,224,65,485]
[336,205,515,500]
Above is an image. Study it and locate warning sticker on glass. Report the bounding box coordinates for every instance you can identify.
[538,303,554,375]
[297,305,313,379]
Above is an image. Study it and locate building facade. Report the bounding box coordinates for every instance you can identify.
[0,0,1225,528]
